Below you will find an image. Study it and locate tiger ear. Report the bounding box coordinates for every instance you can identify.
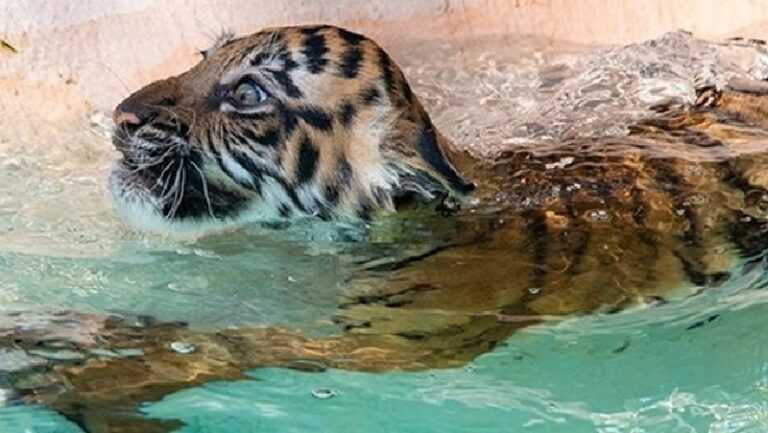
[416,119,476,195]
[386,109,475,200]
[371,45,474,199]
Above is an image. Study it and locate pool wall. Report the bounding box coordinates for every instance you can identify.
[1,0,767,130]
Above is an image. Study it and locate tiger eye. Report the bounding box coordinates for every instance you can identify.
[233,82,266,107]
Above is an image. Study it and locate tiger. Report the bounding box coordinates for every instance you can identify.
[109,24,473,234]
[6,25,768,433]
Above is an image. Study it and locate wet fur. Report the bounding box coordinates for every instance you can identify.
[5,26,768,433]
[110,25,471,234]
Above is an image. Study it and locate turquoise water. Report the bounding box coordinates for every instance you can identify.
[3,31,768,432]
[4,257,768,432]
[148,293,768,433]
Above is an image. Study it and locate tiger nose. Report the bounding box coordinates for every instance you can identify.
[112,77,181,130]
[113,109,142,127]
[113,100,158,130]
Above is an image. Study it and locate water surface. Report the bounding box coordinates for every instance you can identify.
[2,31,768,432]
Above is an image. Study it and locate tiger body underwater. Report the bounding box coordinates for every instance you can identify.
[6,25,768,432]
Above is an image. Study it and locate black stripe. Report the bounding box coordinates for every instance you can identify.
[207,130,236,181]
[338,102,356,127]
[630,186,648,226]
[417,121,475,194]
[143,122,180,137]
[237,111,273,121]
[402,80,415,104]
[339,284,438,310]
[324,156,354,206]
[241,127,280,148]
[162,156,249,220]
[338,156,353,187]
[251,52,269,66]
[339,46,364,79]
[208,131,260,192]
[300,25,329,35]
[567,230,590,276]
[230,129,265,158]
[278,105,299,136]
[337,27,365,45]
[303,32,329,74]
[227,139,263,193]
[296,106,334,132]
[278,203,293,218]
[280,178,307,213]
[680,129,724,148]
[267,69,303,98]
[360,86,381,105]
[357,197,374,221]
[324,183,340,206]
[241,33,281,64]
[296,135,319,184]
[378,48,397,97]
[279,51,300,71]
[524,210,549,290]
[373,187,389,208]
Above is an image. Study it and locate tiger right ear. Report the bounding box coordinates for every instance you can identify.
[415,119,476,195]
[386,108,475,200]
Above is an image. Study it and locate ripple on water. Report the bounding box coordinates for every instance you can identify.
[2,31,768,432]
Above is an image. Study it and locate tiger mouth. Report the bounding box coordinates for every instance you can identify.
[109,129,260,232]
[109,131,164,193]
[110,160,156,192]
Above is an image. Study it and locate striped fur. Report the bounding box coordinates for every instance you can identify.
[110,25,472,234]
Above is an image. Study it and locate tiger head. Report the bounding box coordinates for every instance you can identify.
[109,25,474,234]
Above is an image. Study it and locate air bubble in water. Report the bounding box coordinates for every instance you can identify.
[311,388,337,400]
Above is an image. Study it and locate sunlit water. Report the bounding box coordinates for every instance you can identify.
[3,31,768,432]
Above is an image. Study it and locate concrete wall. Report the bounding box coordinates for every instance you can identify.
[1,0,767,121]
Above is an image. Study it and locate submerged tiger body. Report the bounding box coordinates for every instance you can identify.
[6,25,768,432]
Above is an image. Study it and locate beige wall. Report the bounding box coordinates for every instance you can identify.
[1,0,767,117]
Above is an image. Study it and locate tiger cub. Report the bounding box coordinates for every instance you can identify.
[7,25,768,433]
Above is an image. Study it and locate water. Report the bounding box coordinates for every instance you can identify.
[145,291,768,433]
[3,31,768,432]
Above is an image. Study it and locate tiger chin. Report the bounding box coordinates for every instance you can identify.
[108,24,473,235]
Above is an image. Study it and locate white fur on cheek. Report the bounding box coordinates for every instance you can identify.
[220,149,256,185]
[109,164,177,234]
[109,163,304,237]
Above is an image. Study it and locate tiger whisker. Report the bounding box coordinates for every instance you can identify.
[168,164,187,219]
[157,161,181,199]
[188,158,215,218]
[127,147,178,174]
